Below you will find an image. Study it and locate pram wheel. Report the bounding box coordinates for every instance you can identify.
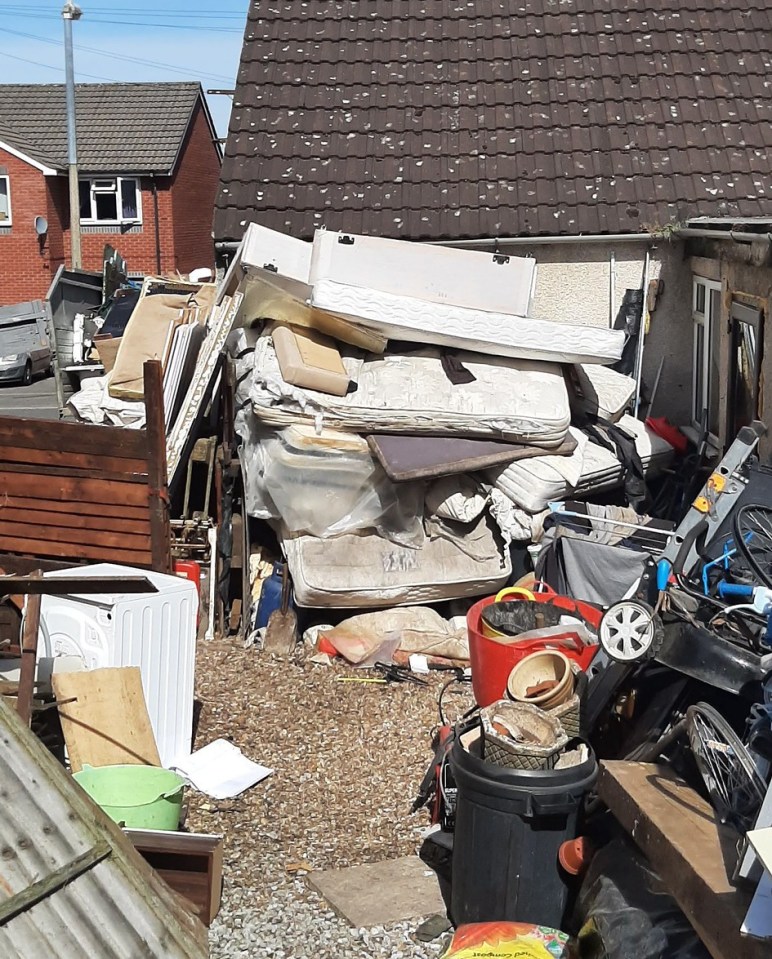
[599,600,662,663]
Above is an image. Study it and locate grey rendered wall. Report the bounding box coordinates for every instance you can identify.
[495,238,694,425]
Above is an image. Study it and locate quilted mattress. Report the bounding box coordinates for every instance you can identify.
[311,279,625,365]
[283,513,511,608]
[250,332,571,446]
[570,364,636,423]
[490,414,674,513]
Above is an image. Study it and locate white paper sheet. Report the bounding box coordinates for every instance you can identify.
[173,738,273,799]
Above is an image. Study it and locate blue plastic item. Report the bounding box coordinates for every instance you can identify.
[656,559,671,592]
[254,562,285,630]
[717,581,754,599]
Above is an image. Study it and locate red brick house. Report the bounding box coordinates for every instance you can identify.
[0,82,222,304]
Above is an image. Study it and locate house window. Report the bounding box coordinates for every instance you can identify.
[692,276,722,438]
[78,177,141,224]
[0,175,10,224]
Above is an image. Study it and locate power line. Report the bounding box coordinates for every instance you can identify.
[0,49,117,83]
[1,26,237,84]
[0,7,247,19]
[0,11,244,31]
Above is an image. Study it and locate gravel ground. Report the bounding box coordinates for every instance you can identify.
[187,636,472,958]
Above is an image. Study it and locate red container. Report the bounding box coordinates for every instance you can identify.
[174,560,202,626]
[467,585,601,707]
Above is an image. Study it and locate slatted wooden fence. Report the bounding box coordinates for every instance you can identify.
[0,361,171,572]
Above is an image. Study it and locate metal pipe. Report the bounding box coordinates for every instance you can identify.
[609,250,616,327]
[633,249,651,417]
[214,231,656,253]
[62,2,82,269]
[678,228,772,244]
[151,178,162,273]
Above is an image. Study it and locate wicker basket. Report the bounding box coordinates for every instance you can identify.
[480,700,568,771]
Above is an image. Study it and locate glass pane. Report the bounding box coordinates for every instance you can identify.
[121,179,138,219]
[79,181,91,219]
[707,289,722,435]
[694,282,706,314]
[94,190,118,221]
[0,178,8,220]
[731,319,759,432]
[693,323,705,426]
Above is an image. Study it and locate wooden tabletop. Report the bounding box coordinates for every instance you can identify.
[598,760,768,959]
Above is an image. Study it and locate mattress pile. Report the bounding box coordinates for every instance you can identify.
[250,329,572,446]
[490,415,674,514]
[226,222,675,611]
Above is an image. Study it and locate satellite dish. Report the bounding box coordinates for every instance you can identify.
[34,215,48,236]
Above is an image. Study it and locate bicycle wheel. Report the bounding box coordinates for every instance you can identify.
[733,503,772,589]
[686,702,766,830]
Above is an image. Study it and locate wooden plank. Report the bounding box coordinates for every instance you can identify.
[16,576,41,727]
[0,520,151,553]
[0,507,150,537]
[0,534,152,565]
[0,417,147,459]
[599,761,766,959]
[144,360,172,574]
[0,444,148,477]
[0,461,148,484]
[0,495,150,522]
[52,667,161,772]
[0,471,148,507]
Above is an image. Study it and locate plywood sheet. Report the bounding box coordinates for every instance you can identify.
[367,431,577,482]
[52,667,161,772]
[309,856,445,927]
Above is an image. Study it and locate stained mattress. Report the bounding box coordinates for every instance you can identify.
[283,513,511,608]
[311,279,625,365]
[490,414,674,513]
[250,332,572,446]
[570,364,636,423]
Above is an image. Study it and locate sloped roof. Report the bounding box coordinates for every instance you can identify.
[215,0,772,243]
[0,82,207,175]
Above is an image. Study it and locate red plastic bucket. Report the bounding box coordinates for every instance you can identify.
[467,584,601,707]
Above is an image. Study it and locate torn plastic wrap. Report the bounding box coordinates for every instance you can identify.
[238,420,425,547]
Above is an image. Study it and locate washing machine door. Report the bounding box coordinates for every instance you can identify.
[37,599,115,673]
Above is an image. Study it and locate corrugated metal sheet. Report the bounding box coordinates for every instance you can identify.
[0,698,208,958]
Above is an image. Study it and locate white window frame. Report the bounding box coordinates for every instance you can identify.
[0,174,11,225]
[691,275,722,439]
[79,176,142,225]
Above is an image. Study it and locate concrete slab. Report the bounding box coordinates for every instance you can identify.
[309,855,446,928]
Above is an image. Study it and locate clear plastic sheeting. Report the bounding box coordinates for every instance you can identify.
[239,420,424,546]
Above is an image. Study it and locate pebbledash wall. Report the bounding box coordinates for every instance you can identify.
[0,102,220,304]
[485,238,694,428]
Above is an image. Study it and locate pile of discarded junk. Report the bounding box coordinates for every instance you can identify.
[4,222,772,957]
[215,224,772,956]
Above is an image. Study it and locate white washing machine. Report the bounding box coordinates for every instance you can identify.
[39,563,197,768]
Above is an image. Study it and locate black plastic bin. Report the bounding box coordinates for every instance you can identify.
[449,735,597,929]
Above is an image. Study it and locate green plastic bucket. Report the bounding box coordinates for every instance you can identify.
[73,764,186,830]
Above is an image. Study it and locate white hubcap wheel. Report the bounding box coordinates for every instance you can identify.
[600,601,656,662]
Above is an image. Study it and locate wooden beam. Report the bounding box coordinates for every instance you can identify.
[0,471,148,507]
[144,359,172,574]
[598,761,766,959]
[16,573,41,727]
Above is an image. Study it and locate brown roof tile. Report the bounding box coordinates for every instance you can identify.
[216,0,772,242]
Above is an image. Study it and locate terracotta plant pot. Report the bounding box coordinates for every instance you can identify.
[506,650,575,710]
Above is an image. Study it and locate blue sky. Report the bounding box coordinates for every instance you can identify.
[0,1,248,136]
